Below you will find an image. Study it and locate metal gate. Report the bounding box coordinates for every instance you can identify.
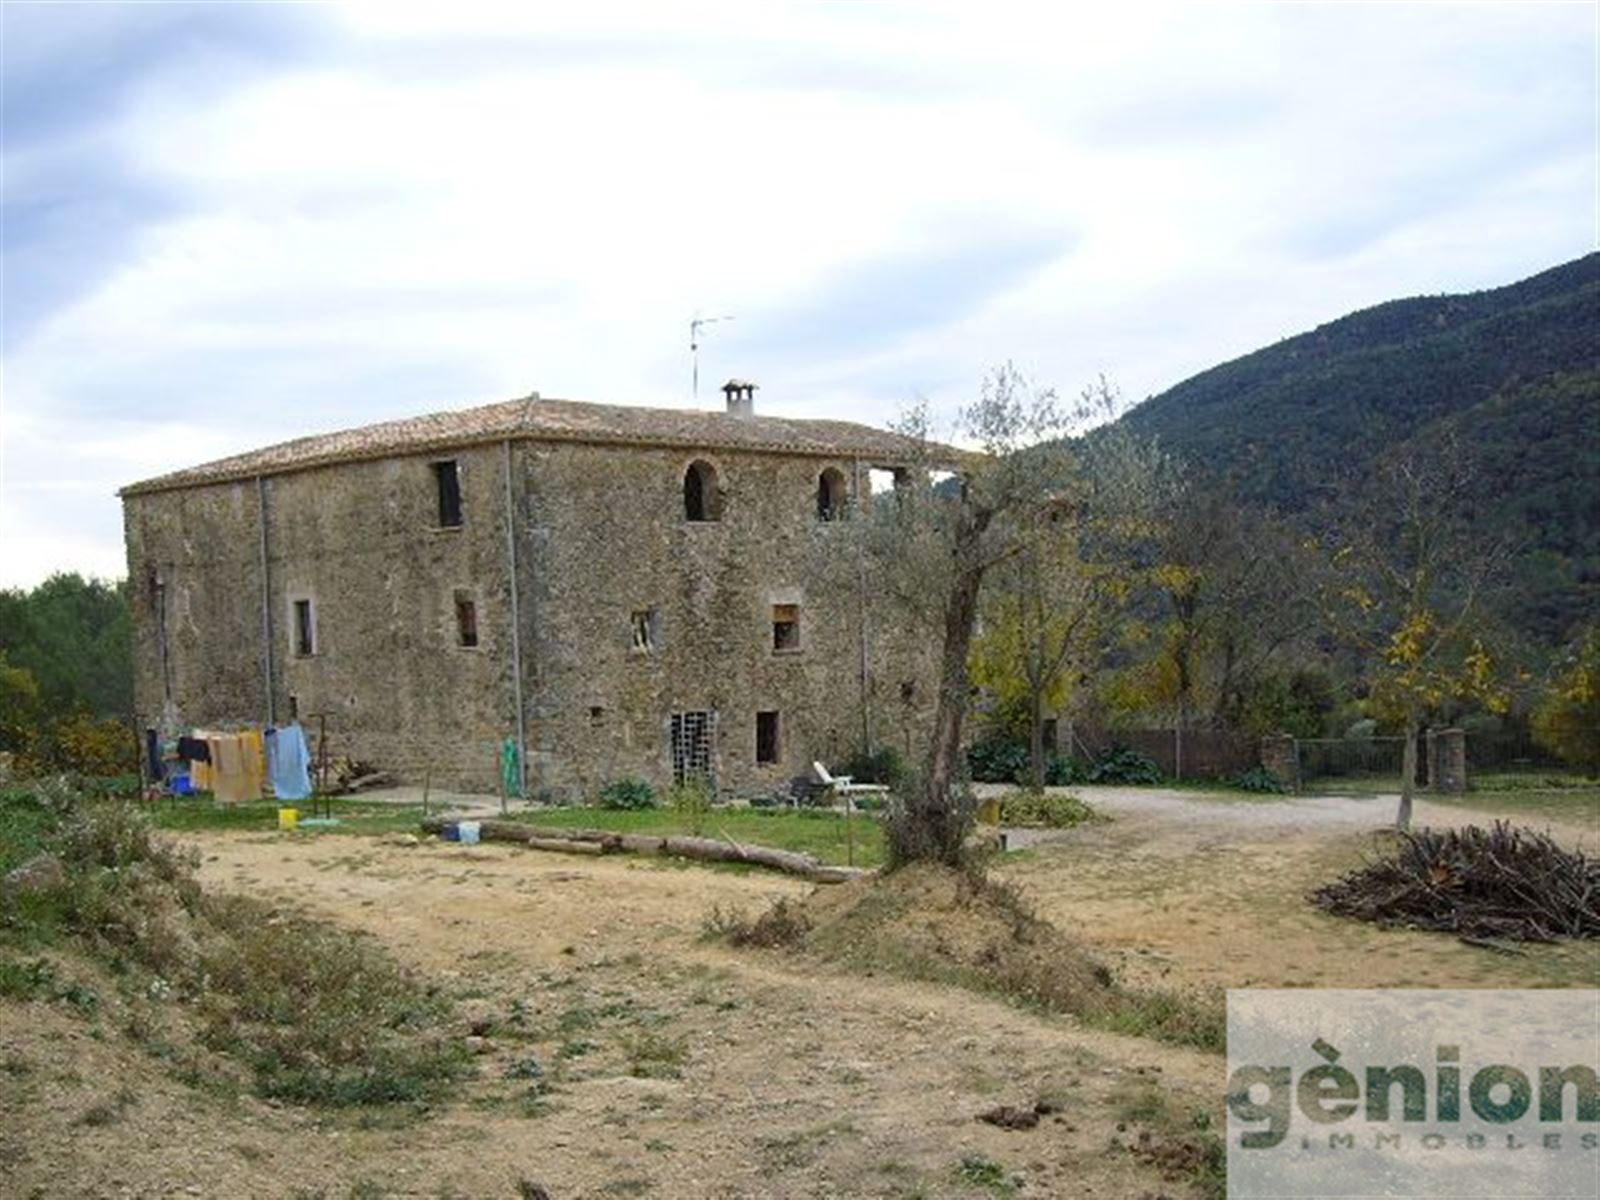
[670,710,717,786]
[1298,736,1415,792]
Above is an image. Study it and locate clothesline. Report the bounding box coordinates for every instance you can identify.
[147,723,314,803]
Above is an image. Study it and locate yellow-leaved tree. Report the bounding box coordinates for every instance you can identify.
[1324,442,1508,829]
[1531,626,1600,776]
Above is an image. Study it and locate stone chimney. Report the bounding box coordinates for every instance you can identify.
[722,379,757,418]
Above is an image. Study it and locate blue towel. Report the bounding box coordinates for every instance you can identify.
[267,723,313,801]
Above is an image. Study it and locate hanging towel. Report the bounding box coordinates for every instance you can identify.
[267,724,314,801]
[500,737,522,800]
[243,730,266,801]
[211,733,261,804]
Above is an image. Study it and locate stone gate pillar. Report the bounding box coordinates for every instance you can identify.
[1260,733,1300,794]
[1434,728,1467,793]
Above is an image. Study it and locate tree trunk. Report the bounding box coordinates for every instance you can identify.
[1028,685,1046,792]
[916,551,987,864]
[1397,708,1418,831]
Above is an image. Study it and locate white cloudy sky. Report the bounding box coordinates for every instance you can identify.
[1,1,1594,586]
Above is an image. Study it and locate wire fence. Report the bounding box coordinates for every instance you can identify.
[1297,737,1412,792]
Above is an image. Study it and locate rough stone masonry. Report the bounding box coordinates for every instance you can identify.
[120,385,942,799]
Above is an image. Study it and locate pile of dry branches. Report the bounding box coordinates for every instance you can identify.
[1312,822,1598,943]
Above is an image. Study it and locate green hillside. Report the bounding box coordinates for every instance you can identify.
[1118,253,1600,644]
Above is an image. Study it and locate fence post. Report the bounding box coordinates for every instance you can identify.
[1261,733,1300,794]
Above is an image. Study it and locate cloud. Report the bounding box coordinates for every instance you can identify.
[0,3,331,343]
[0,1,1593,586]
[726,227,1075,362]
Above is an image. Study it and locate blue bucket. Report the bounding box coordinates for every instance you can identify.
[440,823,460,842]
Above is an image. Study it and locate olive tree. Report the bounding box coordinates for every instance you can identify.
[867,364,1101,864]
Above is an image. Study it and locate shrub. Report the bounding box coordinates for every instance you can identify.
[667,776,712,836]
[703,897,812,948]
[840,744,907,789]
[997,789,1102,828]
[48,713,139,777]
[1087,746,1162,785]
[597,777,656,810]
[0,783,466,1110]
[967,736,1030,784]
[1044,754,1086,786]
[1228,766,1290,794]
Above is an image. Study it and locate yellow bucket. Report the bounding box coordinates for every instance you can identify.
[277,807,299,832]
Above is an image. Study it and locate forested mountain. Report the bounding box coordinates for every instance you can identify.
[1117,253,1600,645]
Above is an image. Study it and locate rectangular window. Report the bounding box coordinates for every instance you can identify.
[293,599,316,657]
[772,604,801,652]
[631,608,658,652]
[756,711,780,765]
[454,591,479,648]
[433,460,462,528]
[1042,718,1059,751]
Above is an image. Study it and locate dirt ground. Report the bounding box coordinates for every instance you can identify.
[2,786,1594,1199]
[1004,787,1599,993]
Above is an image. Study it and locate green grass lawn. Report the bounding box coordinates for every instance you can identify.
[149,796,428,837]
[142,795,887,868]
[505,806,886,868]
[1423,773,1598,825]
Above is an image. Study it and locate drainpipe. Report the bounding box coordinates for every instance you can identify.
[256,475,276,726]
[503,439,528,798]
[853,457,872,755]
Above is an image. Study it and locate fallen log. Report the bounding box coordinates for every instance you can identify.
[418,817,866,882]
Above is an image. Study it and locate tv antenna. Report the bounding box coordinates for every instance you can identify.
[689,312,734,402]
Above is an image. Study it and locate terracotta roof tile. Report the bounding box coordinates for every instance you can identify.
[119,395,941,495]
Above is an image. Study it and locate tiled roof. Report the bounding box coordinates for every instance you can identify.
[119,394,943,496]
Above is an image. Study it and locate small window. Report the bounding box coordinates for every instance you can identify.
[454,590,479,648]
[631,608,659,652]
[772,604,800,652]
[1042,717,1059,751]
[683,459,722,522]
[433,460,463,528]
[589,705,605,726]
[756,711,780,765]
[293,599,316,657]
[817,467,847,521]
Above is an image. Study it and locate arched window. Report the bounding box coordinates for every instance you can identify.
[816,467,847,521]
[683,459,722,522]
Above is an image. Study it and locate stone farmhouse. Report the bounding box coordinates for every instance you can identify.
[120,383,940,799]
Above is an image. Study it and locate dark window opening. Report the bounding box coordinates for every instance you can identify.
[670,710,715,785]
[1042,718,1059,751]
[454,591,479,647]
[683,459,722,522]
[589,705,605,726]
[772,604,800,652]
[756,711,780,765]
[288,694,300,721]
[631,608,658,651]
[433,460,463,527]
[293,599,315,657]
[817,467,847,521]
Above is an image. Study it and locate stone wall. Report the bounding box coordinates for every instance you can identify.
[125,435,937,798]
